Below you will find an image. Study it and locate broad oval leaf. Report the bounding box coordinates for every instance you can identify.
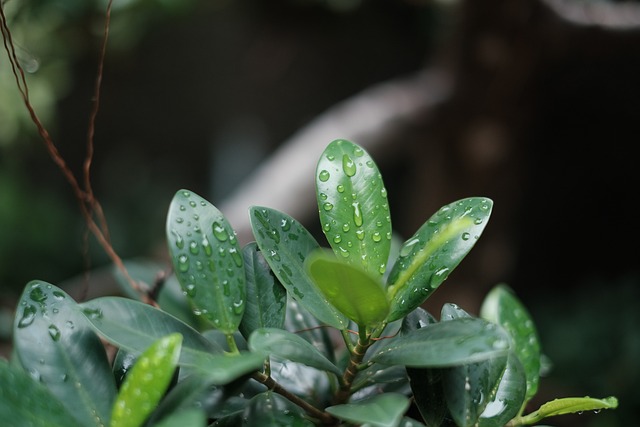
[166,189,245,333]
[371,318,510,367]
[243,391,315,427]
[316,139,392,278]
[478,353,527,427]
[13,281,116,427]
[239,242,287,339]
[111,333,183,427]
[480,284,541,404]
[248,327,341,376]
[0,359,82,427]
[326,392,410,427]
[305,250,389,327]
[386,197,493,322]
[519,396,618,425]
[249,206,347,329]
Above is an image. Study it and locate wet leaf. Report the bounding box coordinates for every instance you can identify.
[407,367,447,427]
[249,206,347,329]
[517,396,618,425]
[326,392,410,427]
[243,391,314,427]
[315,139,392,278]
[166,189,245,333]
[12,281,115,426]
[478,353,527,427]
[386,197,492,322]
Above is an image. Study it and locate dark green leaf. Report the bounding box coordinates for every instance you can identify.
[187,351,267,385]
[243,391,315,427]
[326,392,410,427]
[480,284,541,404]
[305,250,389,327]
[0,359,82,427]
[248,327,341,376]
[249,206,347,329]
[371,318,510,367]
[315,139,392,278]
[478,353,527,427]
[166,189,245,333]
[400,306,437,336]
[239,242,287,338]
[408,367,447,427]
[386,198,493,322]
[284,296,336,363]
[13,281,116,426]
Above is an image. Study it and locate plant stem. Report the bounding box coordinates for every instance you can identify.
[333,336,370,405]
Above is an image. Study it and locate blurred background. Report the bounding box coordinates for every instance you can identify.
[1,0,638,425]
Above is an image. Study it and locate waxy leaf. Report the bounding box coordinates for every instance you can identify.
[386,197,493,322]
[166,189,245,333]
[478,353,527,427]
[248,327,341,376]
[517,396,618,425]
[407,367,447,427]
[187,351,267,385]
[111,333,183,427]
[153,409,207,427]
[249,206,347,329]
[239,242,287,338]
[326,392,410,427]
[371,318,510,367]
[13,281,115,427]
[305,250,389,327]
[480,284,541,404]
[285,297,336,363]
[243,391,314,427]
[0,359,82,427]
[316,139,392,277]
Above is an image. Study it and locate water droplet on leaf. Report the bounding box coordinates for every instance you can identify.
[342,154,356,177]
[319,170,330,182]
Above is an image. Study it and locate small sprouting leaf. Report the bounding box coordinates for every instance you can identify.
[248,328,341,376]
[477,353,527,427]
[386,197,493,322]
[0,359,82,427]
[239,242,287,339]
[480,284,541,404]
[249,206,348,329]
[166,189,245,333]
[517,396,618,425]
[243,391,314,427]
[371,318,510,367]
[326,392,410,427]
[315,139,392,278]
[111,333,183,427]
[13,281,116,427]
[305,249,389,327]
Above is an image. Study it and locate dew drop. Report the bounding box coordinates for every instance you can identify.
[323,202,334,211]
[179,205,186,211]
[342,154,356,177]
[356,229,365,241]
[342,223,350,232]
[229,247,243,267]
[189,241,199,255]
[171,229,184,249]
[372,232,382,242]
[18,305,37,328]
[83,307,103,319]
[319,170,330,182]
[189,200,197,208]
[319,192,328,200]
[461,232,471,241]
[337,184,345,193]
[333,235,342,244]
[175,217,184,224]
[212,222,229,241]
[339,247,350,258]
[399,237,420,257]
[202,236,212,256]
[48,324,61,341]
[474,218,483,225]
[185,284,196,297]
[352,202,363,226]
[182,190,191,197]
[52,291,65,300]
[29,285,47,303]
[381,187,387,198]
[280,218,291,231]
[353,147,364,157]
[233,300,244,314]
[323,223,331,232]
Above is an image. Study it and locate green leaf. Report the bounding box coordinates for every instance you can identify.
[478,353,527,427]
[305,249,389,327]
[13,281,116,427]
[249,206,348,329]
[517,396,618,425]
[371,318,510,367]
[284,296,336,363]
[166,189,245,333]
[243,391,315,427]
[386,197,493,322]
[79,296,222,366]
[326,392,410,427]
[407,367,447,427]
[248,327,341,376]
[480,284,541,405]
[239,242,287,339]
[187,351,267,384]
[111,333,183,427]
[315,139,392,278]
[152,409,207,427]
[0,359,82,427]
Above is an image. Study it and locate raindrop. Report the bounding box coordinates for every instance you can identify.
[342,154,357,177]
[189,200,197,208]
[233,300,244,314]
[319,170,330,182]
[48,324,61,341]
[326,154,335,161]
[356,229,365,241]
[18,305,37,328]
[323,223,331,232]
[83,307,103,319]
[171,229,184,249]
[354,147,364,157]
[333,235,342,244]
[381,187,387,198]
[175,217,184,224]
[178,255,189,272]
[342,223,350,232]
[372,232,382,242]
[323,202,334,211]
[52,291,65,300]
[474,218,483,225]
[399,237,420,257]
[193,213,199,220]
[229,247,243,267]
[179,205,186,211]
[189,241,199,255]
[212,222,229,241]
[280,218,291,231]
[366,160,374,168]
[185,284,196,297]
[337,184,345,193]
[352,202,363,226]
[182,190,191,197]
[461,232,471,241]
[202,236,212,256]
[319,192,328,200]
[65,320,74,329]
[29,285,47,303]
[434,267,449,277]
[339,247,350,258]
[378,264,386,275]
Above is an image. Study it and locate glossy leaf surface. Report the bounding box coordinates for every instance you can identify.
[480,284,541,404]
[371,318,510,367]
[166,189,245,333]
[244,391,314,427]
[518,396,618,425]
[250,206,347,329]
[285,297,336,363]
[248,327,341,376]
[0,359,82,427]
[326,392,410,427]
[239,242,287,338]
[386,197,493,322]
[187,351,267,384]
[315,139,392,278]
[478,353,527,427]
[407,367,447,427]
[305,250,389,327]
[111,333,183,427]
[13,281,115,427]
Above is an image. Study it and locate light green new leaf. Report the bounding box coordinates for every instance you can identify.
[248,328,341,376]
[516,396,618,425]
[111,333,183,427]
[326,393,410,427]
[249,206,348,329]
[305,249,389,327]
[13,281,116,427]
[386,197,492,322]
[316,139,392,278]
[480,284,541,405]
[166,189,245,333]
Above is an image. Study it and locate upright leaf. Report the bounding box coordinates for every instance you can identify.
[316,139,392,277]
[478,353,527,427]
[13,281,116,427]
[249,206,347,329]
[386,197,493,322]
[166,189,245,333]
